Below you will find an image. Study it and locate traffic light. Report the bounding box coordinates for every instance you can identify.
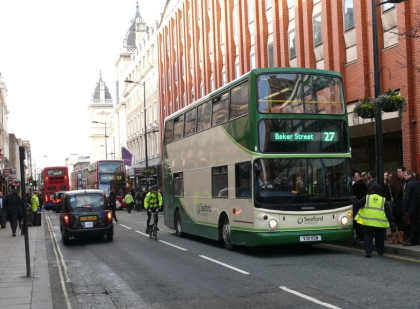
[29,176,33,186]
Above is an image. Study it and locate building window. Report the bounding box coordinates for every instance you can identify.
[250,54,255,69]
[268,43,274,67]
[313,14,322,46]
[209,33,212,53]
[343,0,355,31]
[248,0,254,23]
[235,64,240,78]
[233,11,238,35]
[289,30,296,59]
[287,0,294,8]
[382,3,395,12]
[220,23,224,45]
[266,0,272,10]
[212,166,228,197]
[222,71,226,85]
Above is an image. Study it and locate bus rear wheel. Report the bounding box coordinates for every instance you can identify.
[175,211,183,237]
[221,216,234,251]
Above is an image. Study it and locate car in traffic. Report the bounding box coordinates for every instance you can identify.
[53,191,66,213]
[60,189,114,245]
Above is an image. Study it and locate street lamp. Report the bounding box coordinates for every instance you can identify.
[92,121,107,159]
[372,0,405,186]
[124,79,148,170]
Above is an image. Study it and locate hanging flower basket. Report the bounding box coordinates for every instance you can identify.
[374,89,406,117]
[353,97,375,123]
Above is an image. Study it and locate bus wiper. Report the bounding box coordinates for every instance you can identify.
[319,193,335,209]
[282,188,306,210]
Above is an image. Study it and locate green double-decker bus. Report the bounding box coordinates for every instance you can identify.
[163,68,353,250]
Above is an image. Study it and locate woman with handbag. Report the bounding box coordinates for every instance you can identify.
[385,175,404,244]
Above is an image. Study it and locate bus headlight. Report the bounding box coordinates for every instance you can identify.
[341,216,349,226]
[268,219,278,230]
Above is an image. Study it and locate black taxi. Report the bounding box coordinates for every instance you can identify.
[60,189,113,245]
[53,191,67,213]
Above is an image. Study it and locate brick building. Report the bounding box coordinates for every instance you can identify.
[158,0,419,174]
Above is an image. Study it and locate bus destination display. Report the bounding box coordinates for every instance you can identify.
[271,132,338,142]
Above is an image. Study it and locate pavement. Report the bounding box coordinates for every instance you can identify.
[0,217,419,309]
[0,212,53,309]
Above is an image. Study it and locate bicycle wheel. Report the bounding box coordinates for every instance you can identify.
[149,226,152,238]
[154,226,157,240]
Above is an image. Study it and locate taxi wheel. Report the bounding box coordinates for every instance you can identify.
[106,234,113,242]
[62,235,70,246]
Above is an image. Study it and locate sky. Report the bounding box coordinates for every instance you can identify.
[0,0,166,168]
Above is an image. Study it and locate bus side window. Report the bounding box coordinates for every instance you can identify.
[164,120,174,144]
[230,81,249,119]
[197,101,211,132]
[235,162,251,198]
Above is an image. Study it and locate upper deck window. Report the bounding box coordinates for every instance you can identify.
[257,73,344,114]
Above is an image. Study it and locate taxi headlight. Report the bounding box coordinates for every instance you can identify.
[268,219,278,230]
[341,216,349,226]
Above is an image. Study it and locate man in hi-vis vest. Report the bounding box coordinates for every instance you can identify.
[354,184,394,258]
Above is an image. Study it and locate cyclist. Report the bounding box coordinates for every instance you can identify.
[144,185,162,233]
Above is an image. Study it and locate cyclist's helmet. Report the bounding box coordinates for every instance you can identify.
[152,185,159,191]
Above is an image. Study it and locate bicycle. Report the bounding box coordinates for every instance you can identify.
[148,208,159,240]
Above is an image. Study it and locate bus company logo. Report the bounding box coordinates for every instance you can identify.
[297,216,323,224]
[196,203,211,216]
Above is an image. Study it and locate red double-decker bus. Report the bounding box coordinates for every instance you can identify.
[86,160,126,208]
[70,169,83,190]
[42,166,70,209]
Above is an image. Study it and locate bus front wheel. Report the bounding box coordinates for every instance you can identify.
[221,216,234,251]
[175,211,183,237]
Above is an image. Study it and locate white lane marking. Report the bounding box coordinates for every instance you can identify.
[199,255,249,275]
[136,231,148,236]
[280,286,341,309]
[119,224,132,229]
[159,240,187,251]
[46,214,72,309]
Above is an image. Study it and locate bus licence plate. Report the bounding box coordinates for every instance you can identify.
[300,235,321,242]
[80,216,97,221]
[84,222,93,228]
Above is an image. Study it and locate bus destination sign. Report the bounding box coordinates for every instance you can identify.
[271,132,338,142]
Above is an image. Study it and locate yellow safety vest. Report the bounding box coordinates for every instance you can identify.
[355,194,389,228]
[31,194,39,212]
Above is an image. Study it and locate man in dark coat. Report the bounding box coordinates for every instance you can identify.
[402,169,420,246]
[352,172,368,242]
[4,190,22,237]
[0,191,6,228]
[366,171,378,194]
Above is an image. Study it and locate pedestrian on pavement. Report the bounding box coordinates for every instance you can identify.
[397,166,406,185]
[384,174,404,244]
[123,190,134,214]
[31,191,39,214]
[402,169,420,246]
[108,190,118,223]
[0,191,6,229]
[352,172,367,243]
[354,184,394,258]
[38,191,44,209]
[366,171,378,194]
[135,188,142,212]
[4,189,22,237]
